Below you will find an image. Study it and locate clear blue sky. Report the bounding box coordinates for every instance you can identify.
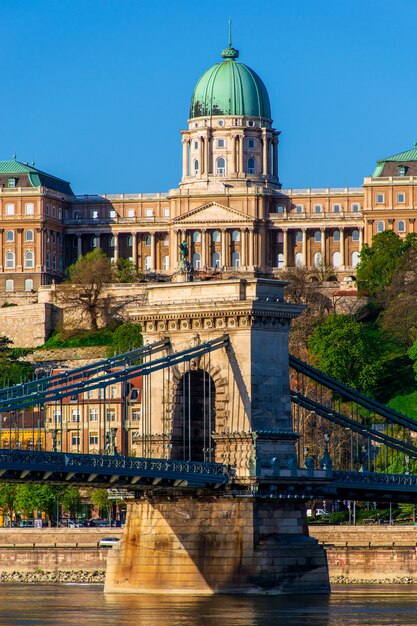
[3,0,417,194]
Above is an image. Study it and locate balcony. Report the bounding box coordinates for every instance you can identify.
[280,187,363,196]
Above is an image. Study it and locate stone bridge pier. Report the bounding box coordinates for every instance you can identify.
[105,278,329,594]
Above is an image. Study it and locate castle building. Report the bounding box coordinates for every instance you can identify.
[1,40,416,293]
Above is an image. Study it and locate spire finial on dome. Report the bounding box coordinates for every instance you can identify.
[221,19,239,60]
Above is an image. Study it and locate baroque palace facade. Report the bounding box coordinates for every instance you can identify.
[0,40,416,293]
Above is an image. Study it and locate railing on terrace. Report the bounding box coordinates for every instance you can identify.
[364,176,417,184]
[63,216,170,226]
[280,187,364,196]
[73,192,169,202]
[269,212,363,221]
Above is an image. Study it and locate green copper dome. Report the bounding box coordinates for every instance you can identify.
[190,44,271,119]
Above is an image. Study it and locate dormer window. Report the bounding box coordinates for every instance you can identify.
[398,165,408,176]
[7,177,16,188]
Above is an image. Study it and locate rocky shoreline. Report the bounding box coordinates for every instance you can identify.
[331,576,417,585]
[0,570,105,584]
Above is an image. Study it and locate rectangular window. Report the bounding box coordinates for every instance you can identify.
[132,409,141,421]
[397,193,405,203]
[351,203,360,212]
[5,204,14,216]
[25,203,34,215]
[71,410,80,422]
[52,410,61,423]
[376,193,385,204]
[333,204,341,213]
[314,204,322,213]
[71,435,80,447]
[89,409,99,422]
[89,433,98,446]
[7,178,16,188]
[145,208,153,217]
[295,204,303,214]
[110,209,117,218]
[217,139,225,148]
[110,386,117,398]
[276,205,285,214]
[163,207,170,217]
[91,210,99,219]
[106,409,115,422]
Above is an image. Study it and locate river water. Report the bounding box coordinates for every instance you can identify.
[1,584,417,625]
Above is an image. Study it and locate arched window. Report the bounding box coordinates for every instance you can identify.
[231,251,240,268]
[193,159,199,174]
[377,221,384,233]
[352,251,360,267]
[314,230,321,242]
[192,231,201,243]
[295,252,303,267]
[332,251,341,268]
[333,230,340,242]
[216,157,226,176]
[25,203,34,215]
[231,230,240,242]
[91,237,98,248]
[5,251,15,269]
[24,279,33,292]
[109,236,115,247]
[276,253,284,268]
[127,236,133,247]
[398,220,406,233]
[145,235,151,246]
[6,230,14,242]
[24,250,34,269]
[25,229,34,242]
[295,231,303,243]
[5,279,14,292]
[212,230,220,243]
[144,256,151,271]
[163,255,169,271]
[211,252,220,268]
[247,157,255,174]
[352,229,360,241]
[314,252,323,268]
[192,253,201,269]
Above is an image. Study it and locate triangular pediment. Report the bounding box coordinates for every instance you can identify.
[173,202,250,224]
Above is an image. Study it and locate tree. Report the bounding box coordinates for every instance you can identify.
[114,258,143,283]
[14,484,60,526]
[0,484,17,526]
[60,249,114,330]
[105,323,143,357]
[309,314,385,394]
[59,486,82,519]
[0,337,33,387]
[90,488,111,519]
[356,231,416,296]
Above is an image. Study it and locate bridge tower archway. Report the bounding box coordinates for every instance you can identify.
[171,368,216,461]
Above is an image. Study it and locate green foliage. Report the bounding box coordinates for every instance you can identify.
[105,323,143,357]
[59,486,82,518]
[0,484,17,522]
[0,336,34,388]
[1,302,17,308]
[356,231,416,296]
[388,390,417,420]
[309,314,385,395]
[90,488,110,516]
[43,328,113,349]
[114,258,143,283]
[67,248,113,285]
[408,341,417,381]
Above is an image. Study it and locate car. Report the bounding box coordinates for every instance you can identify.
[99,537,121,548]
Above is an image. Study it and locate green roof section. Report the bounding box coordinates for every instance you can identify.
[190,44,271,119]
[378,148,417,162]
[0,159,73,195]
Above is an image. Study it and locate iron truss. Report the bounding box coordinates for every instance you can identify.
[0,449,229,489]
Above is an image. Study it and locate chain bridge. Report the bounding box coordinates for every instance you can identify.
[2,278,417,594]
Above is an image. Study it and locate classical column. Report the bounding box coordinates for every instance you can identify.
[205,132,210,175]
[239,135,244,174]
[16,228,23,271]
[258,226,264,269]
[339,227,345,268]
[201,229,207,268]
[0,229,4,272]
[221,229,227,268]
[150,232,156,271]
[248,228,254,267]
[231,136,237,174]
[95,233,101,249]
[198,138,204,176]
[302,228,307,267]
[172,229,178,268]
[182,138,188,179]
[282,228,288,268]
[358,227,364,252]
[77,234,82,258]
[113,233,119,263]
[132,232,138,267]
[241,228,246,267]
[320,228,326,266]
[273,138,278,178]
[262,131,268,176]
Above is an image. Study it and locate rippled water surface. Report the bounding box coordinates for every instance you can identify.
[1,584,417,625]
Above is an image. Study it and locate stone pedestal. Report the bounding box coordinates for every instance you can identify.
[105,496,329,595]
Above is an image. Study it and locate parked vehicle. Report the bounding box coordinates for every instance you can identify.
[98,537,120,548]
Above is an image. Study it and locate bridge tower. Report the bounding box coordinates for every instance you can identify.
[105,278,329,594]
